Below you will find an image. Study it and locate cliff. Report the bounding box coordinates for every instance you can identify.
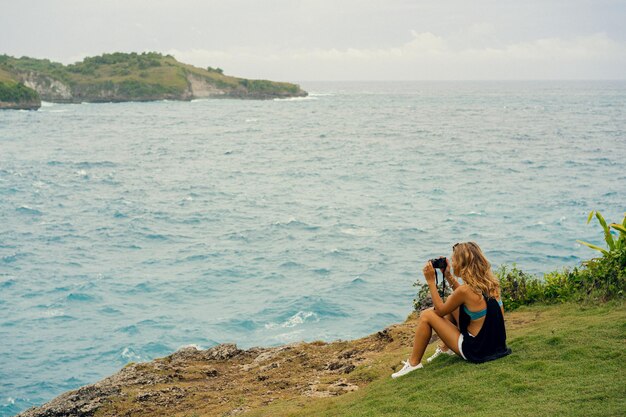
[16,320,403,417]
[15,302,626,417]
[0,52,307,108]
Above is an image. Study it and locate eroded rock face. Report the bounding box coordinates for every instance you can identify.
[20,72,73,102]
[17,383,121,417]
[186,73,228,98]
[16,320,406,417]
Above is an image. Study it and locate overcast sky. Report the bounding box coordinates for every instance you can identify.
[1,0,625,81]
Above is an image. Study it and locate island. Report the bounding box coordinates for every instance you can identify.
[0,52,307,110]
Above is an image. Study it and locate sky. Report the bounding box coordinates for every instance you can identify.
[1,0,625,81]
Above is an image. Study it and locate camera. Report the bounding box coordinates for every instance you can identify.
[430,257,447,270]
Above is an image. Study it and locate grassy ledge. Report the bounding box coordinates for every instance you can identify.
[244,301,625,417]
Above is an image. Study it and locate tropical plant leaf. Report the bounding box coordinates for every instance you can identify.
[587,211,595,224]
[610,223,626,234]
[595,212,616,251]
[576,240,610,256]
[611,222,626,250]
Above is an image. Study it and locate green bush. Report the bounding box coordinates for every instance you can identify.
[207,66,224,74]
[496,264,547,310]
[412,280,452,311]
[576,211,626,300]
[0,81,39,102]
[573,247,626,300]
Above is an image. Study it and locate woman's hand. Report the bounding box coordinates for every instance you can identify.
[422,261,436,284]
[442,257,451,277]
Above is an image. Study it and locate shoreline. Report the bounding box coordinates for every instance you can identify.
[16,311,416,417]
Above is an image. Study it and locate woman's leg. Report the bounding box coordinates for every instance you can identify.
[409,308,462,366]
[438,308,460,351]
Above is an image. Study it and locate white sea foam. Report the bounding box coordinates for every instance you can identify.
[177,343,202,351]
[42,309,65,318]
[121,347,142,362]
[340,227,378,237]
[273,96,317,101]
[41,101,55,107]
[265,311,318,329]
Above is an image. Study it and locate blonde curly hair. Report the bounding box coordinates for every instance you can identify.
[452,242,500,298]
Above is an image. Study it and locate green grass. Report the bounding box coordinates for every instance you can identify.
[246,301,625,417]
[0,67,17,83]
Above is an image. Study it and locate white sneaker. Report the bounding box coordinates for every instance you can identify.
[426,346,456,363]
[391,359,423,378]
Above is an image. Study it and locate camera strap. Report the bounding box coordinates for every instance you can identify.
[435,269,446,298]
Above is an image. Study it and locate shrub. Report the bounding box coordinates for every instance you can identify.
[0,81,40,102]
[207,66,224,74]
[576,211,626,300]
[496,265,546,310]
[412,280,452,312]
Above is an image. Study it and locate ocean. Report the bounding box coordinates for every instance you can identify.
[1,81,624,416]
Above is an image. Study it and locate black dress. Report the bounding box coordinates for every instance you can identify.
[459,293,512,363]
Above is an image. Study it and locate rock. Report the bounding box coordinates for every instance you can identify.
[135,391,158,402]
[204,343,242,361]
[168,345,205,363]
[326,361,344,371]
[338,349,359,359]
[253,346,292,364]
[303,378,359,398]
[342,364,356,373]
[325,361,356,374]
[0,99,41,110]
[375,329,393,343]
[17,383,121,417]
[260,362,279,372]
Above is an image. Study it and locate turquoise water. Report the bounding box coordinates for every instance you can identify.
[1,81,625,415]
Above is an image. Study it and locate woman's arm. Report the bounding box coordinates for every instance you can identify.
[443,259,461,290]
[444,270,461,290]
[423,262,466,317]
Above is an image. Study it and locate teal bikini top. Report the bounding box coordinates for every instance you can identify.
[463,299,503,320]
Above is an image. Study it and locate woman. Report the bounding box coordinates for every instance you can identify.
[391,242,511,378]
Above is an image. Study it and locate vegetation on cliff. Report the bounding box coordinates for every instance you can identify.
[0,67,40,109]
[0,52,306,104]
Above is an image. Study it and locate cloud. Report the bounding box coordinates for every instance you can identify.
[168,31,626,80]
